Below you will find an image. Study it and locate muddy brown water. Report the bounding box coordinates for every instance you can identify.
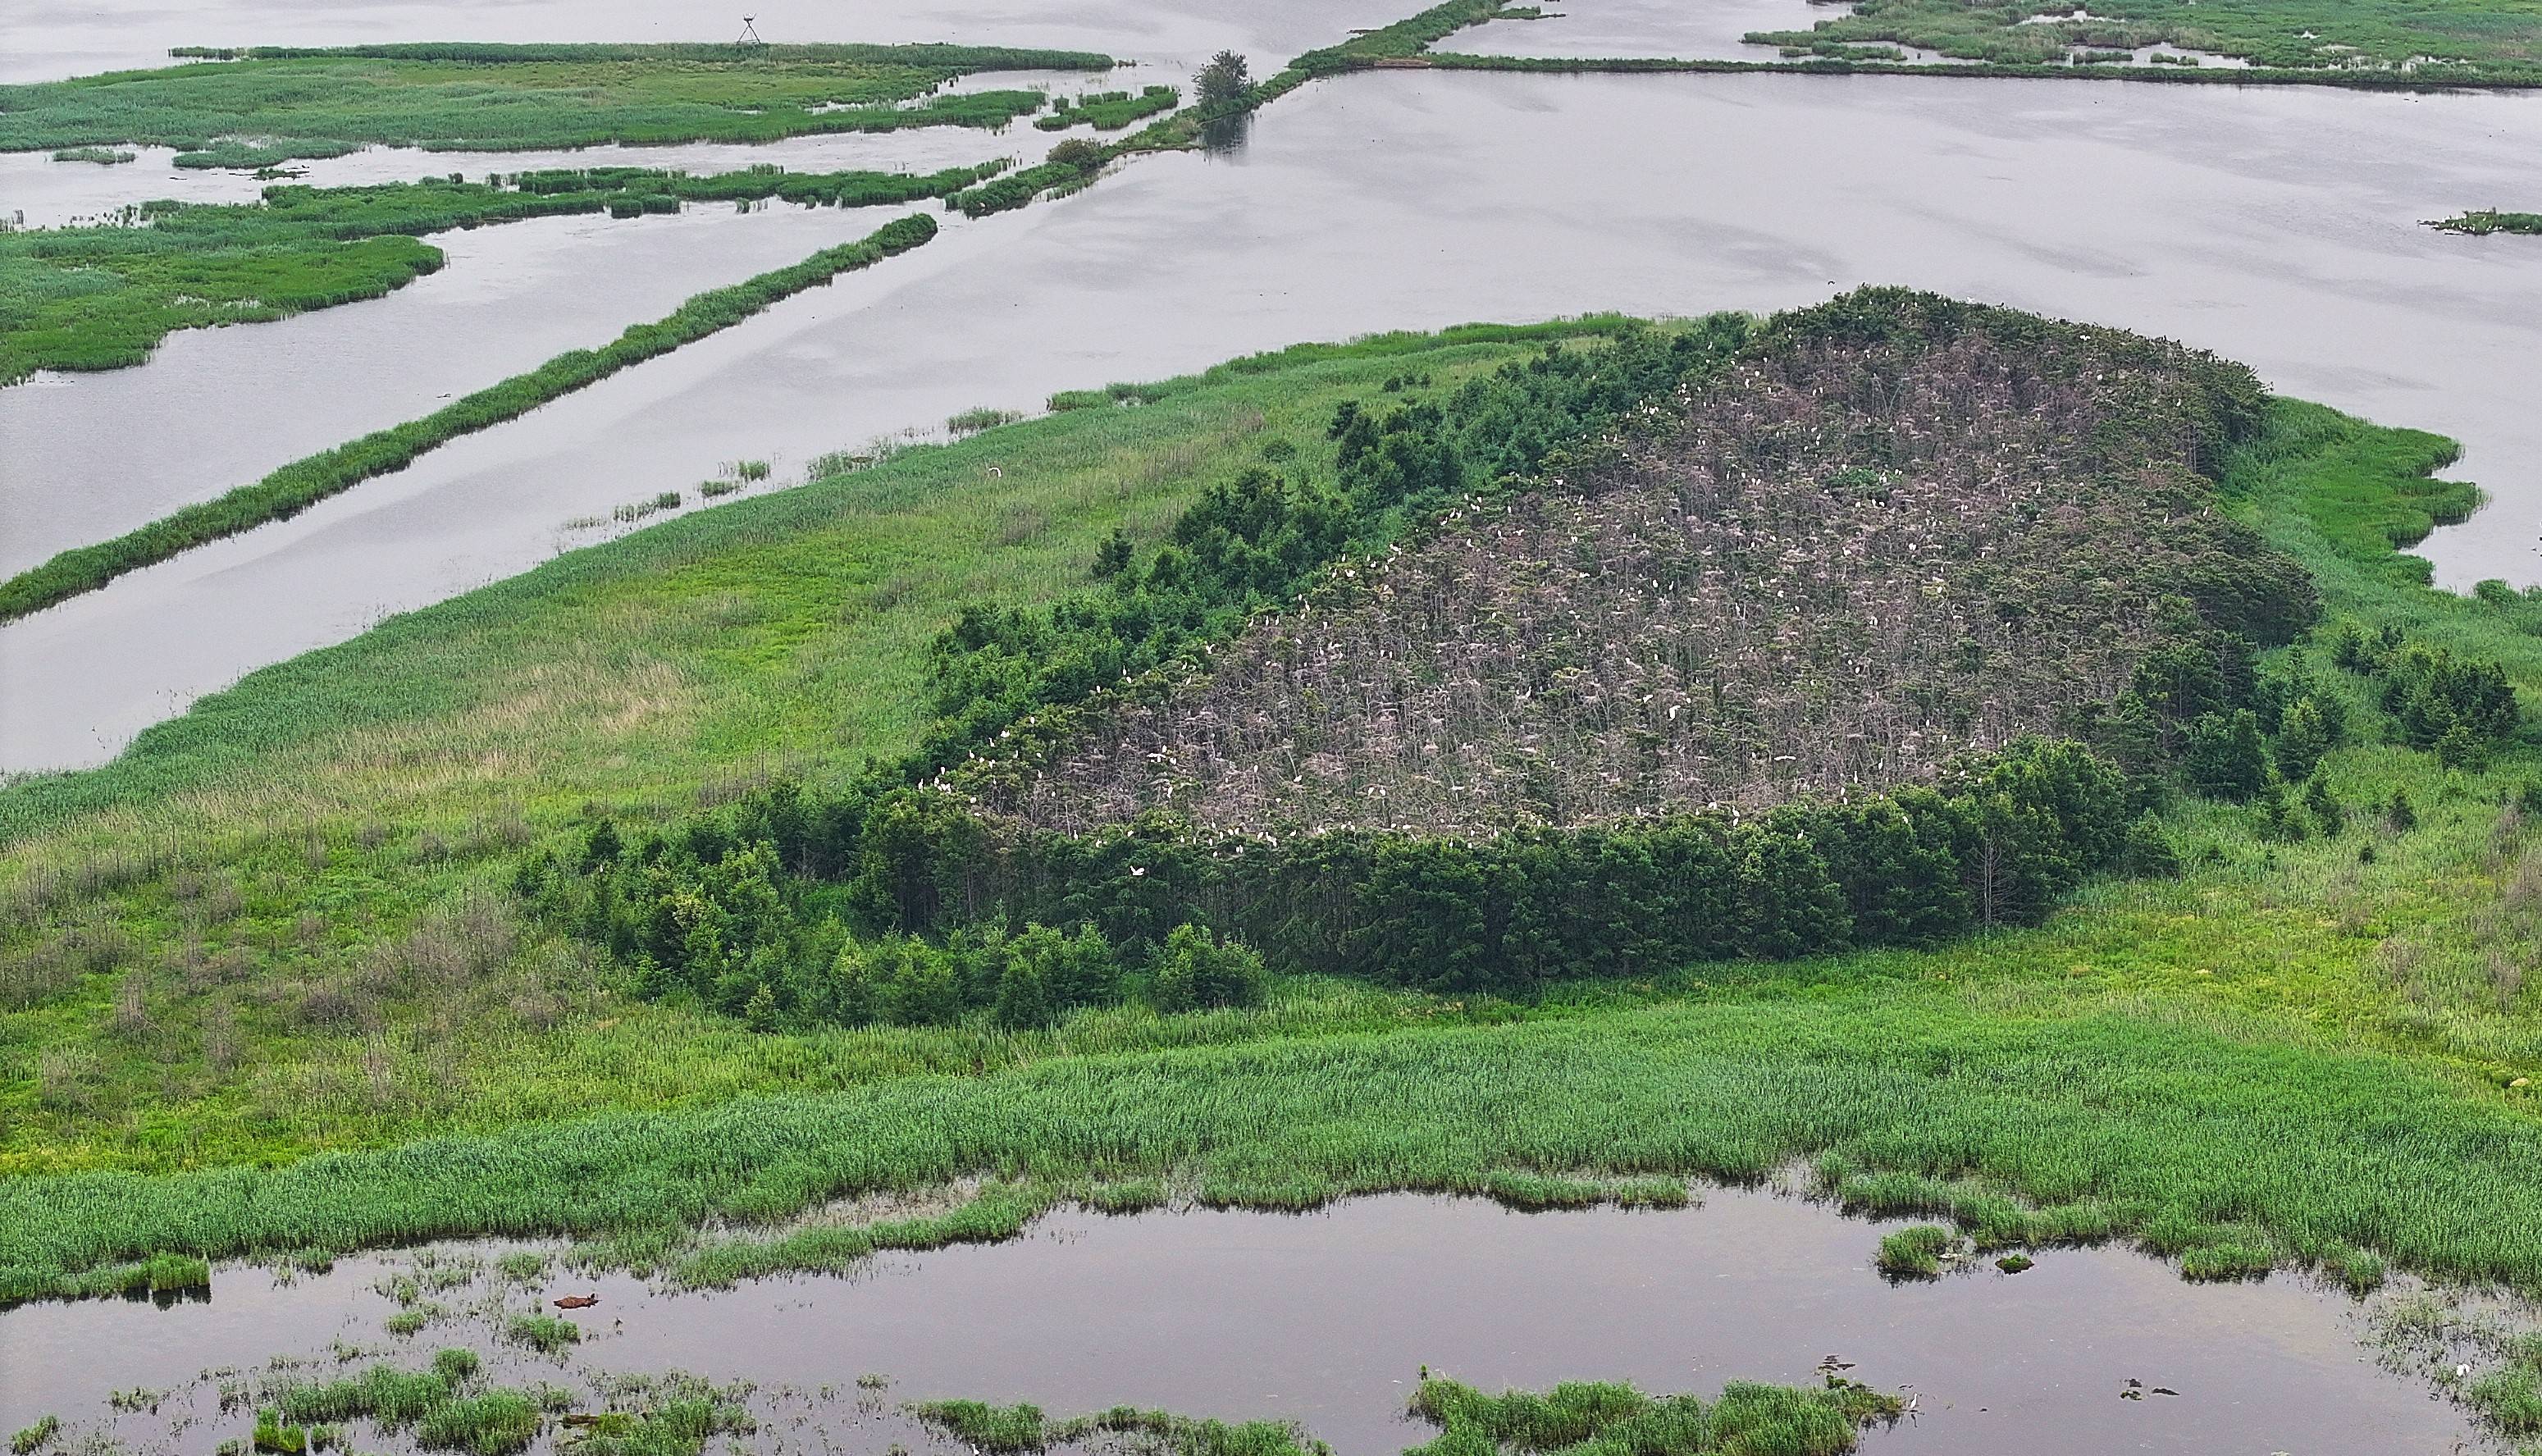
[0,1194,2482,1454]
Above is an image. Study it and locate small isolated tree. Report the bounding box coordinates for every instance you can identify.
[2183,710,2268,802]
[2253,783,2308,843]
[1196,50,1251,108]
[1047,137,1107,174]
[1151,922,1265,1011]
[2385,788,2419,833]
[2119,814,2180,878]
[1091,526,1134,579]
[2303,776,2345,836]
[2275,696,2334,781]
[993,952,1052,1030]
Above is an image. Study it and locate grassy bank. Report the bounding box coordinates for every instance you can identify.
[2,984,2536,1302]
[0,318,2538,1327]
[0,44,1111,167]
[0,212,938,624]
[0,163,1003,385]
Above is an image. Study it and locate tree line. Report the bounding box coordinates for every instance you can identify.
[513,295,2514,1027]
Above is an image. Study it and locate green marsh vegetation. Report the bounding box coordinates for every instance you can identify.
[920,1374,1899,1456]
[236,1349,753,1456]
[0,161,1004,386]
[0,324,1595,1167]
[48,147,134,165]
[0,212,938,623]
[2431,209,2542,235]
[1035,86,1180,132]
[1737,0,2542,82]
[521,295,2317,1011]
[0,44,1113,169]
[7,308,2542,1436]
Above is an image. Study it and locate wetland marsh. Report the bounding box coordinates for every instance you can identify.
[5,2,2542,1453]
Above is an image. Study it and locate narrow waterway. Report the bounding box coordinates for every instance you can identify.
[4,67,2538,771]
[0,201,974,575]
[0,84,1088,231]
[0,1193,2485,1454]
[0,0,1401,87]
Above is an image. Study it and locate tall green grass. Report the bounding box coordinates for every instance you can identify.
[0,45,1112,167]
[1415,50,2527,89]
[5,990,2541,1303]
[2,313,2540,1349]
[0,163,1001,384]
[0,212,938,623]
[2429,209,2542,236]
[1735,0,2542,83]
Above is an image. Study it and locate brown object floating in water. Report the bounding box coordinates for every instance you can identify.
[553,1293,600,1309]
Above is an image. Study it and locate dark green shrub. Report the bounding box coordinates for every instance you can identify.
[1151,924,1265,1011]
[2184,710,2269,801]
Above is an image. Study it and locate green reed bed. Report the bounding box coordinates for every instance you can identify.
[0,44,1114,167]
[920,1376,1897,1456]
[0,212,938,624]
[1737,0,2542,84]
[5,312,2542,1358]
[1406,1375,1899,1456]
[2430,209,2542,235]
[6,989,2541,1304]
[1035,86,1181,131]
[1414,50,2530,89]
[0,162,1001,384]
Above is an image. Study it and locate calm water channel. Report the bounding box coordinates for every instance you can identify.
[0,1194,2484,1454]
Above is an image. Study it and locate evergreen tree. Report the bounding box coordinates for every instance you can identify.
[1196,51,1251,107]
[993,953,1053,1030]
[1733,822,1851,959]
[2253,782,2307,842]
[2275,696,2333,781]
[2183,710,2269,801]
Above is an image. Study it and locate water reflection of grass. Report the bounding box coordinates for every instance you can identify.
[0,44,1112,170]
[2,326,2540,1433]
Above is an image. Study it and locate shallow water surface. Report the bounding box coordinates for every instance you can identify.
[0,199,950,576]
[1454,0,1859,62]
[0,1193,2478,1454]
[0,106,1080,232]
[0,0,1401,86]
[5,70,2539,771]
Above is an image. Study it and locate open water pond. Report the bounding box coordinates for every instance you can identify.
[5,68,2540,772]
[0,1192,2482,1454]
